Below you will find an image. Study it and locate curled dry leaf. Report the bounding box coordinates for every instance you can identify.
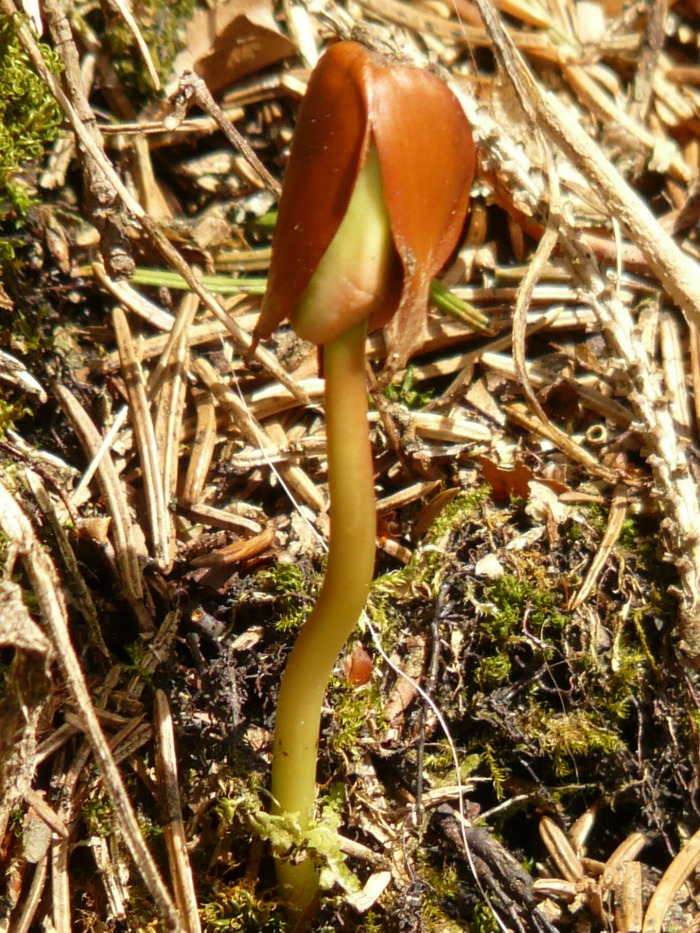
[479,455,569,501]
[171,0,296,94]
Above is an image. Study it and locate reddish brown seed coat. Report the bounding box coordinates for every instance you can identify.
[255,40,476,370]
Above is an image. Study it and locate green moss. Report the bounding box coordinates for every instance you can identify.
[255,562,314,632]
[524,707,624,777]
[7,292,54,355]
[481,745,508,800]
[0,16,62,231]
[424,858,460,901]
[327,676,386,756]
[423,487,491,546]
[416,855,466,931]
[0,20,62,172]
[604,629,651,718]
[422,741,480,785]
[469,902,500,933]
[367,488,491,638]
[418,854,499,932]
[123,640,156,688]
[0,397,31,439]
[584,502,608,536]
[358,910,396,933]
[137,810,164,842]
[0,19,66,416]
[481,572,568,641]
[82,786,115,836]
[470,568,568,691]
[566,519,583,542]
[214,771,267,825]
[385,365,434,408]
[617,516,661,572]
[366,568,413,648]
[200,880,287,932]
[477,653,512,688]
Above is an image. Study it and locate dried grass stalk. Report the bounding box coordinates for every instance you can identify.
[24,467,108,656]
[114,306,171,571]
[568,487,629,611]
[153,296,197,568]
[54,382,146,610]
[182,390,218,506]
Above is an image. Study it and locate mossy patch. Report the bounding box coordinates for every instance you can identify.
[255,562,318,633]
[0,16,62,231]
[362,487,682,870]
[82,784,116,837]
[327,675,386,756]
[199,880,287,932]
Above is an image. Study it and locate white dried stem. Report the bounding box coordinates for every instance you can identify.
[659,311,692,436]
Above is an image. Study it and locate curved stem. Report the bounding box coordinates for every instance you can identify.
[271,320,376,910]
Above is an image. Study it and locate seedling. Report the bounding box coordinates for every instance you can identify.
[254,39,475,911]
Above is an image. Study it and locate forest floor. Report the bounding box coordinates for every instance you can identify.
[1,0,700,930]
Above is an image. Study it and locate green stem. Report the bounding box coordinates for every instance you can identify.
[271,320,376,910]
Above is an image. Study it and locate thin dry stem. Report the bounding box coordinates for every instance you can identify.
[643,827,700,933]
[182,390,218,506]
[24,468,108,656]
[568,487,629,612]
